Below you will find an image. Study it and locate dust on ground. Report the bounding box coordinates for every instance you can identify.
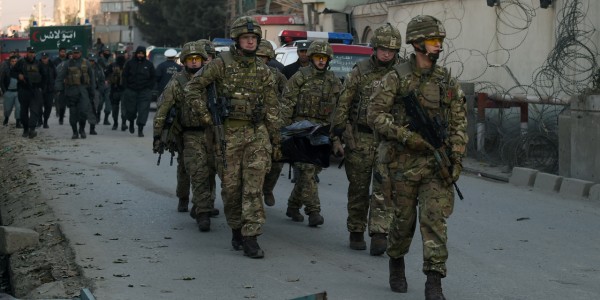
[0,123,93,298]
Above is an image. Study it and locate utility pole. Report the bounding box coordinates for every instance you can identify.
[78,0,86,25]
[33,1,45,26]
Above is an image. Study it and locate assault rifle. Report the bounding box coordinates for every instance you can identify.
[157,106,177,166]
[402,91,464,200]
[207,82,228,169]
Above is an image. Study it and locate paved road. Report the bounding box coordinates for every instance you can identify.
[23,112,600,299]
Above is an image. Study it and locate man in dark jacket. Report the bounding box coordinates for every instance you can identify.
[155,48,181,94]
[15,46,45,138]
[281,41,312,79]
[122,45,156,137]
[39,52,56,128]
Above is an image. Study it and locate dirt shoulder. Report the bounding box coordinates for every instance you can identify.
[0,126,93,298]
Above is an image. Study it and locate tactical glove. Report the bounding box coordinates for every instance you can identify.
[450,154,462,183]
[405,132,434,151]
[332,139,344,157]
[153,136,162,154]
[272,144,283,162]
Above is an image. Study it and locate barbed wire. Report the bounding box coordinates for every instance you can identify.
[381,0,598,172]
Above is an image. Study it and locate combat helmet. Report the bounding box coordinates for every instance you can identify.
[307,40,333,59]
[256,40,275,59]
[196,39,216,57]
[230,16,262,40]
[371,23,402,50]
[405,15,446,44]
[180,41,208,62]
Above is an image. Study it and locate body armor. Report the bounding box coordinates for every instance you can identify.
[65,59,90,86]
[350,59,389,127]
[293,67,339,123]
[25,62,42,84]
[391,61,453,128]
[218,51,269,123]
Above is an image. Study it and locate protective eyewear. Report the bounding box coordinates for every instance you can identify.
[424,38,444,46]
[312,54,329,61]
[185,55,203,63]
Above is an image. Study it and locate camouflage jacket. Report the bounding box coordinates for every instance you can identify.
[184,48,282,139]
[281,64,342,125]
[332,55,398,133]
[367,54,468,158]
[153,70,191,138]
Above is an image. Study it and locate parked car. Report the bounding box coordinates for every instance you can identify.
[275,43,373,80]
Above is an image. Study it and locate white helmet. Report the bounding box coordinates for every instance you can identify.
[164,48,177,58]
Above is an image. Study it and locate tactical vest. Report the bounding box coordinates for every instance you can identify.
[391,61,453,126]
[293,66,339,123]
[65,59,90,86]
[218,51,269,122]
[108,64,122,85]
[173,72,197,127]
[350,59,391,127]
[25,62,42,84]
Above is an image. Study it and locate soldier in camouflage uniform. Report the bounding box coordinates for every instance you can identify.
[331,24,401,255]
[196,39,216,62]
[154,42,218,230]
[256,40,287,207]
[55,45,96,139]
[281,41,342,227]
[367,16,467,300]
[184,16,282,259]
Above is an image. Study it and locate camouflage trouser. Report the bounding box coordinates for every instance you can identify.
[385,155,455,277]
[174,135,191,200]
[288,162,322,214]
[216,124,271,237]
[182,130,216,214]
[345,131,392,235]
[263,162,284,194]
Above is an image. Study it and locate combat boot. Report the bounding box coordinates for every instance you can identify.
[121,122,127,131]
[71,125,79,139]
[286,207,304,222]
[129,120,135,134]
[389,257,408,293]
[79,123,87,139]
[177,197,189,212]
[349,232,366,250]
[16,119,22,128]
[21,129,29,138]
[103,113,111,125]
[138,125,144,137]
[308,212,324,227]
[112,120,118,130]
[263,192,275,206]
[89,124,97,135]
[210,208,220,217]
[425,271,445,300]
[28,129,37,139]
[43,119,49,128]
[196,212,211,232]
[3,117,8,126]
[242,236,264,259]
[370,233,388,256]
[58,117,63,125]
[231,229,243,250]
